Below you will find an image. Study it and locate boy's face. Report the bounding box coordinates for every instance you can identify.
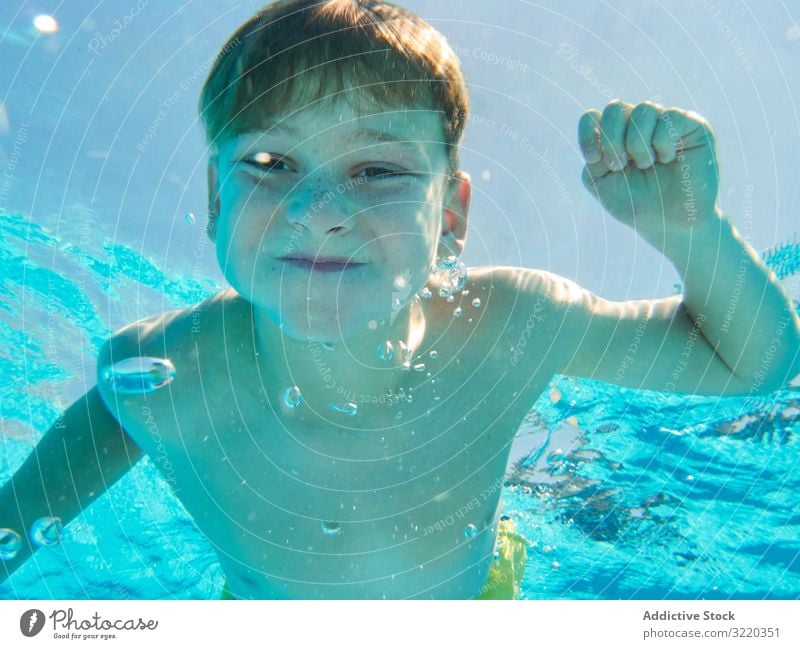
[208,96,471,341]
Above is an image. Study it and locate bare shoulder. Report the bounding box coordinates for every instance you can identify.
[455,265,586,374]
[94,289,244,413]
[461,265,581,320]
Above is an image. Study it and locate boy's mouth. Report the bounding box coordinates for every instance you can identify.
[280,255,366,273]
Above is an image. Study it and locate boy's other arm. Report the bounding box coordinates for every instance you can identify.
[544,99,799,395]
[500,267,797,397]
[0,384,143,581]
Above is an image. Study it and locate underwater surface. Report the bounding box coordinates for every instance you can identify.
[1,214,798,599]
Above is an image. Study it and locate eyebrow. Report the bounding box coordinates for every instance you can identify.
[257,123,421,146]
[351,127,413,144]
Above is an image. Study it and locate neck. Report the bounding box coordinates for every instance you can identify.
[251,299,428,409]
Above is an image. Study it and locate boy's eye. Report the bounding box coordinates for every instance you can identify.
[243,153,289,172]
[356,166,409,179]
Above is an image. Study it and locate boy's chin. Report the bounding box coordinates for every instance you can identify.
[275,311,384,344]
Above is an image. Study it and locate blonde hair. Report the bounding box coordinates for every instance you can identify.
[198,0,469,172]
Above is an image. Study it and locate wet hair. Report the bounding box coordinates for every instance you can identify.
[198,0,469,172]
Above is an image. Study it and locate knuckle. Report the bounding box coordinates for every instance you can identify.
[630,102,657,119]
[601,100,631,122]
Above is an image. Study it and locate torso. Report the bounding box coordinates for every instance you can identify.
[104,268,563,598]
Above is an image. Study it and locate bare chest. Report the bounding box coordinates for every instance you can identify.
[125,348,543,598]
[118,287,558,597]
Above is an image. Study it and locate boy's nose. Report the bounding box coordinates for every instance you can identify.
[281,183,353,235]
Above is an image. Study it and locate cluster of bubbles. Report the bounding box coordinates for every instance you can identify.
[433,255,468,298]
[376,338,416,372]
[0,517,64,561]
[415,257,482,319]
[348,265,485,414]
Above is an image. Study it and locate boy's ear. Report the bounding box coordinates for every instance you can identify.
[207,155,220,243]
[441,170,471,257]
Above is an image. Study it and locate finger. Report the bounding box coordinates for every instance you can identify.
[578,109,602,163]
[580,160,610,195]
[652,108,710,164]
[625,102,661,169]
[599,100,633,171]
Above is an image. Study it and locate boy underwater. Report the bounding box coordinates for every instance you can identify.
[1,0,799,599]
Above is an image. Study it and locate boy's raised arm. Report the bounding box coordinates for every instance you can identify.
[0,385,143,581]
[569,100,800,395]
[501,100,799,396]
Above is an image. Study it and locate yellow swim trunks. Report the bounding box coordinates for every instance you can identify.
[475,516,528,600]
[220,517,527,600]
[220,581,235,600]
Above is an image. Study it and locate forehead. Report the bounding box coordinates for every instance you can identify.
[221,97,447,161]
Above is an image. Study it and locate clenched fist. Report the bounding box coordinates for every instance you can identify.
[578,100,720,247]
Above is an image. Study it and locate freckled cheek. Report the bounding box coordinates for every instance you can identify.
[218,197,284,249]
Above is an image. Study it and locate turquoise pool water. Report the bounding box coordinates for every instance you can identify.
[1,214,798,599]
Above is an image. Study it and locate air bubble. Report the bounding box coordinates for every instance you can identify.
[30,517,63,547]
[378,341,395,362]
[447,261,468,293]
[330,402,358,416]
[437,255,458,270]
[464,524,479,538]
[283,386,302,408]
[321,521,341,536]
[419,287,432,299]
[184,212,196,225]
[321,342,335,351]
[453,307,462,318]
[413,363,425,372]
[472,298,481,308]
[101,357,176,394]
[398,341,413,364]
[0,528,22,560]
[429,350,438,359]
